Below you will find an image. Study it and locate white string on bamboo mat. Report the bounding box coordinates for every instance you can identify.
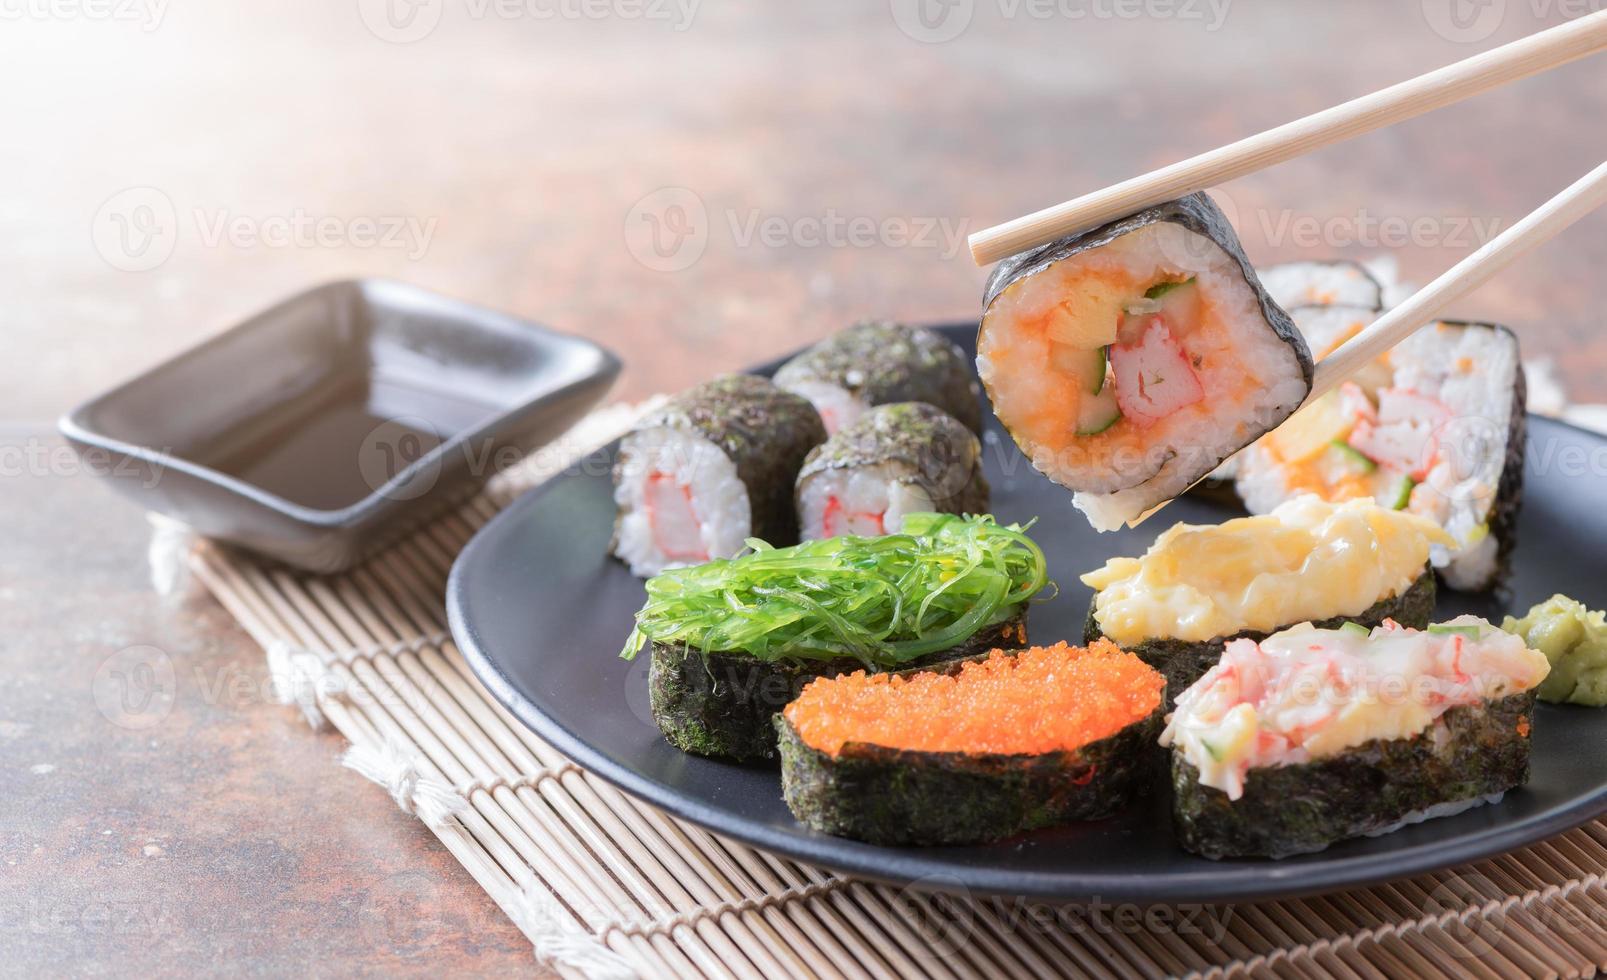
[507,884,639,980]
[340,735,471,829]
[264,632,452,730]
[264,639,346,729]
[146,512,197,598]
[597,878,847,944]
[458,764,581,796]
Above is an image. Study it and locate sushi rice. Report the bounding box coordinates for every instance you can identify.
[798,463,935,539]
[1258,259,1383,312]
[795,402,987,540]
[613,425,753,576]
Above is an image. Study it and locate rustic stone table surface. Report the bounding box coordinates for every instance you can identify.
[3,1,1603,974]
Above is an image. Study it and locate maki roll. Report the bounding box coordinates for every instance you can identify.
[612,374,826,577]
[777,641,1165,845]
[1164,617,1550,859]
[796,402,988,540]
[620,513,1049,762]
[1236,321,1526,591]
[1082,495,1446,705]
[1258,259,1384,312]
[774,320,982,435]
[979,194,1313,531]
[1192,300,1383,498]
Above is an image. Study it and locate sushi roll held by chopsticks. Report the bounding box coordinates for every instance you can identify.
[796,402,988,540]
[967,14,1607,529]
[612,374,826,577]
[978,194,1315,531]
[1163,618,1550,859]
[774,320,982,435]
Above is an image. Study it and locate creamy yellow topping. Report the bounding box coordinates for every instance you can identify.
[1081,495,1454,644]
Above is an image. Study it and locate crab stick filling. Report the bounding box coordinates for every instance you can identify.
[1255,325,1503,539]
[979,263,1262,467]
[1161,618,1550,799]
[645,471,709,562]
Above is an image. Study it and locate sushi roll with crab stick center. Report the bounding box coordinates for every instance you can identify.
[1236,320,1526,591]
[796,402,988,540]
[978,194,1313,530]
[775,320,982,435]
[612,374,826,578]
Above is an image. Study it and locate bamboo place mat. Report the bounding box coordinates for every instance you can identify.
[185,402,1607,980]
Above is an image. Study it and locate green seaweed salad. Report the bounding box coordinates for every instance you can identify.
[620,513,1052,667]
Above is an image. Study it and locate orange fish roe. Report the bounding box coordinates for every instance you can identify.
[784,641,1163,758]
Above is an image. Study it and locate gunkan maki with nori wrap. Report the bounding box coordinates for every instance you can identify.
[621,513,1050,762]
[774,321,982,435]
[613,374,826,577]
[776,641,1166,845]
[1163,617,1550,859]
[1235,320,1527,592]
[1081,495,1446,704]
[796,402,988,540]
[978,194,1314,531]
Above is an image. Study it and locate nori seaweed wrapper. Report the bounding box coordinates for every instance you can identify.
[980,194,1314,491]
[616,374,826,547]
[1171,692,1535,859]
[796,402,989,517]
[775,658,1166,845]
[649,611,1029,763]
[774,321,983,434]
[1084,567,1437,707]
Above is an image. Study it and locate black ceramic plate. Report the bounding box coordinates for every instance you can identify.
[448,325,1607,902]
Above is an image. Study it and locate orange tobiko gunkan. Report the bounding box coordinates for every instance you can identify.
[783,640,1163,758]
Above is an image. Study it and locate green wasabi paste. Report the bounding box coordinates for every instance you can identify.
[1502,595,1607,707]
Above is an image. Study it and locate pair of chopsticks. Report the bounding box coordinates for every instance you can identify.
[969,11,1607,403]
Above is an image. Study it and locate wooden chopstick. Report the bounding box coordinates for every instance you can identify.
[1308,159,1607,402]
[967,11,1607,266]
[1132,160,1607,529]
